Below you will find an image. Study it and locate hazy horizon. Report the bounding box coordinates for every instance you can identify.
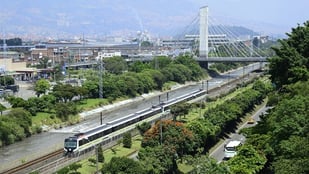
[0,0,307,39]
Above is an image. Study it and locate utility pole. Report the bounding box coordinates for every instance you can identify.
[206,80,209,94]
[242,66,245,87]
[100,112,103,125]
[160,106,164,145]
[2,37,8,87]
[99,59,103,99]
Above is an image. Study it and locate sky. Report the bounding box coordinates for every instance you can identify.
[203,0,309,35]
[0,0,308,39]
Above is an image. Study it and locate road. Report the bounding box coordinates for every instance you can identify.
[0,63,264,172]
[209,105,269,163]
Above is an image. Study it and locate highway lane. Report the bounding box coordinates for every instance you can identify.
[0,63,263,172]
[209,105,269,163]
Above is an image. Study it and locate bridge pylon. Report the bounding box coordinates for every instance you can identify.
[199,6,209,59]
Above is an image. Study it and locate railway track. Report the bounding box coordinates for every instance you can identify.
[2,149,63,174]
[2,71,263,174]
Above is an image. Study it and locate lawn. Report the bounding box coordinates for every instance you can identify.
[180,83,253,123]
[32,112,80,131]
[76,98,107,110]
[77,136,143,173]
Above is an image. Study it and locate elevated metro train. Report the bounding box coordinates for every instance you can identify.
[64,89,206,154]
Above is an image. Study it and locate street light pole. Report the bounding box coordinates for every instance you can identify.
[160,106,164,145]
[99,59,103,99]
[242,66,245,87]
[206,80,209,94]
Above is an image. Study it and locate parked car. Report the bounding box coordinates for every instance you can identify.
[247,117,255,124]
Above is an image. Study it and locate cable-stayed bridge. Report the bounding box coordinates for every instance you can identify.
[196,6,267,65]
[63,6,268,68]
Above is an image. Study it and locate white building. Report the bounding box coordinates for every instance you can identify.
[96,51,121,60]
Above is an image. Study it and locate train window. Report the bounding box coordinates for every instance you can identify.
[65,141,77,148]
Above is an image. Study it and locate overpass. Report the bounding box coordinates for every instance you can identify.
[197,56,267,62]
[65,55,267,69]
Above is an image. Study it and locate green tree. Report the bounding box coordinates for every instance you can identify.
[117,74,139,97]
[150,56,172,69]
[98,146,105,163]
[103,56,128,75]
[271,136,309,174]
[137,122,151,135]
[102,156,146,174]
[0,103,5,115]
[0,118,26,144]
[139,146,176,174]
[123,132,132,148]
[5,96,26,108]
[227,145,267,174]
[52,64,65,81]
[82,80,98,98]
[52,83,76,102]
[143,69,166,90]
[74,86,88,100]
[184,155,229,174]
[142,120,197,158]
[170,102,191,121]
[24,97,46,115]
[243,80,309,173]
[34,79,50,97]
[41,94,56,112]
[0,38,22,46]
[68,163,82,174]
[174,54,206,81]
[0,76,15,86]
[37,56,50,69]
[9,108,32,135]
[128,60,151,73]
[55,102,78,121]
[268,21,309,88]
[187,119,219,148]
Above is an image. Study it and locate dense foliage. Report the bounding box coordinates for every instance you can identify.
[34,79,50,97]
[268,21,309,88]
[0,38,22,46]
[0,108,32,146]
[0,76,15,86]
[102,157,145,174]
[1,54,206,148]
[138,79,271,173]
[184,155,229,174]
[242,21,309,174]
[122,132,132,148]
[242,81,309,174]
[85,55,206,100]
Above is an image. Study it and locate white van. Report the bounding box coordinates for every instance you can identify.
[224,140,242,159]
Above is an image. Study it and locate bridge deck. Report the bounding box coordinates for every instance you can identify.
[66,56,267,68]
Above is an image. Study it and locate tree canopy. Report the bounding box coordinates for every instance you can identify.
[34,79,50,97]
[268,21,309,88]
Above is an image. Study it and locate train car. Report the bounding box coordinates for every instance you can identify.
[64,88,207,155]
[64,124,112,154]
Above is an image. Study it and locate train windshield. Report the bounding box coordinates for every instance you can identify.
[64,139,77,148]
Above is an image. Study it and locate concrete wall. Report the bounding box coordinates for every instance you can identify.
[0,58,27,71]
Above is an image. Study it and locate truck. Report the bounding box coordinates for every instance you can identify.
[224,140,242,159]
